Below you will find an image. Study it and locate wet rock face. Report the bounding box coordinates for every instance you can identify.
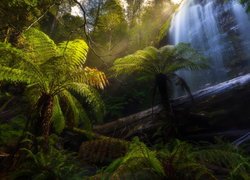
[216,3,249,76]
[168,0,250,92]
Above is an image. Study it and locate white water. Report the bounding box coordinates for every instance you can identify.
[169,0,250,93]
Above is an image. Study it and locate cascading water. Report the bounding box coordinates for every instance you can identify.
[169,0,250,94]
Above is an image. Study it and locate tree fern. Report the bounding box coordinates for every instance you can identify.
[112,43,208,77]
[111,43,208,113]
[0,28,108,144]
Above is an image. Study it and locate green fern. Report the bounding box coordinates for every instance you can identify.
[158,140,216,180]
[88,138,250,179]
[69,83,106,123]
[92,137,165,180]
[58,39,89,68]
[0,28,108,142]
[23,28,58,64]
[112,43,208,77]
[59,90,91,130]
[111,43,208,112]
[191,140,250,179]
[158,139,250,179]
[13,139,86,180]
[0,116,25,146]
[51,96,65,133]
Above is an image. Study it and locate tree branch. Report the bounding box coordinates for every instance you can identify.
[25,3,56,32]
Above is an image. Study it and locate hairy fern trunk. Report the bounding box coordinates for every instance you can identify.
[155,73,171,112]
[37,93,54,149]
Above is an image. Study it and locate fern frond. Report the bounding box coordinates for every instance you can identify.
[175,161,216,180]
[68,83,105,122]
[0,42,25,66]
[68,67,108,89]
[168,43,208,71]
[59,90,91,130]
[23,28,58,64]
[101,137,165,179]
[0,65,35,84]
[111,56,144,76]
[58,39,88,68]
[157,140,216,179]
[166,57,208,72]
[111,47,159,76]
[112,43,208,77]
[51,95,65,133]
[193,147,250,171]
[81,67,108,89]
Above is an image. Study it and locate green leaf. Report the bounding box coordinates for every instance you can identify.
[51,96,65,133]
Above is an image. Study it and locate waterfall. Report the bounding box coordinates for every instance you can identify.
[169,0,250,94]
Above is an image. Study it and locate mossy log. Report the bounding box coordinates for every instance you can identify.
[79,138,129,165]
[63,128,129,165]
[94,74,250,139]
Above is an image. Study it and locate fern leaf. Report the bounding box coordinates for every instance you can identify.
[51,95,65,133]
[68,83,105,123]
[112,43,208,77]
[0,42,25,66]
[23,28,58,64]
[58,39,88,68]
[69,67,108,89]
[59,90,91,130]
[101,138,165,179]
[0,65,35,84]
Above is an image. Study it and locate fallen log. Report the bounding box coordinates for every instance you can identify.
[94,74,250,138]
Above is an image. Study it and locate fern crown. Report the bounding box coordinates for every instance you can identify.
[0,28,108,131]
[111,43,208,78]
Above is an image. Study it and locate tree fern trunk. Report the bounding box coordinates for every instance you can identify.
[155,73,171,112]
[37,93,54,150]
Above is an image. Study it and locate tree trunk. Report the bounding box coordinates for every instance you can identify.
[94,74,250,139]
[155,73,171,111]
[37,93,54,149]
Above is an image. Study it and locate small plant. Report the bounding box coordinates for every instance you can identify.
[158,139,250,179]
[0,116,25,147]
[12,135,86,180]
[92,137,165,179]
[89,138,250,179]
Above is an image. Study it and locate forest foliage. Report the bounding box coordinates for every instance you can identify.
[1,0,250,179]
